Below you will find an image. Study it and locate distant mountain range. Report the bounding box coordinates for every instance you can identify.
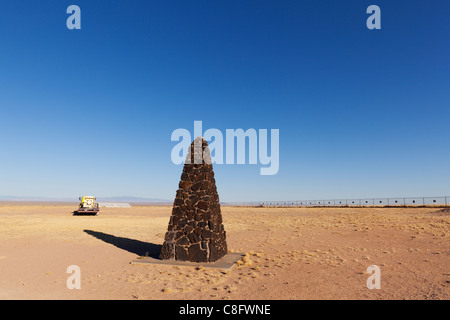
[0,195,171,203]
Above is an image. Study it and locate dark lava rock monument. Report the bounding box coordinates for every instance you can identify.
[159,137,228,263]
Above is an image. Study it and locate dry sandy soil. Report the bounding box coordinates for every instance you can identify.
[0,204,448,300]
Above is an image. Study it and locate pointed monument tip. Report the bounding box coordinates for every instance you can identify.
[191,136,209,146]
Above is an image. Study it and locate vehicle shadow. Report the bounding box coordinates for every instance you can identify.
[84,229,162,258]
[73,211,98,216]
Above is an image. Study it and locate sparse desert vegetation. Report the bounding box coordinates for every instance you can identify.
[0,204,448,299]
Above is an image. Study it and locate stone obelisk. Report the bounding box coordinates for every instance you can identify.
[159,137,227,262]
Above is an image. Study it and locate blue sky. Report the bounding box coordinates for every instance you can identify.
[0,0,449,202]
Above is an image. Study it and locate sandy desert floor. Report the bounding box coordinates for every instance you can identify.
[0,204,448,300]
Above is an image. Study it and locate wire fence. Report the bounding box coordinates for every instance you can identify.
[223,196,450,207]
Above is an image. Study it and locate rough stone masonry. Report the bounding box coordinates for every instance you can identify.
[159,137,228,262]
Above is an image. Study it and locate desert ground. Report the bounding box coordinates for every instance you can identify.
[0,203,448,300]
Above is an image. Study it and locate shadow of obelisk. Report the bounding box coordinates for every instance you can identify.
[159,136,227,262]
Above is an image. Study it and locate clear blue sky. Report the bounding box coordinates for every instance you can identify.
[0,0,449,202]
